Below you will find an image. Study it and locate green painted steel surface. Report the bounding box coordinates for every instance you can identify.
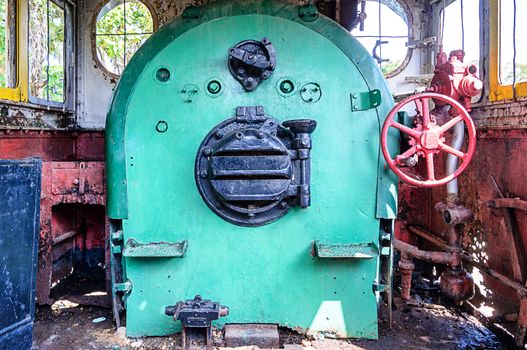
[106,0,398,339]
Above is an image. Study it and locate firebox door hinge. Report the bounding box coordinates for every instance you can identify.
[350,89,381,112]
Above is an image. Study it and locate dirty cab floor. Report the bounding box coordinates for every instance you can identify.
[33,273,507,350]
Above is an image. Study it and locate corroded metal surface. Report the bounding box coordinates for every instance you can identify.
[398,127,527,345]
[0,130,107,304]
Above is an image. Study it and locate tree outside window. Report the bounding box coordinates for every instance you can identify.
[0,0,16,88]
[94,0,154,76]
[29,0,67,104]
[351,0,411,77]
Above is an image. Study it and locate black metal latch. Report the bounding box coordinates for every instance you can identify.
[195,106,317,226]
[228,38,276,91]
[165,295,229,350]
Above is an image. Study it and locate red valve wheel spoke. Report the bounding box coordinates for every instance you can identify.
[440,142,466,159]
[395,146,418,165]
[438,116,463,134]
[390,121,421,139]
[420,97,430,129]
[426,152,435,181]
[380,92,476,187]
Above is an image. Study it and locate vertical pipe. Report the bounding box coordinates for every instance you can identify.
[446,121,465,198]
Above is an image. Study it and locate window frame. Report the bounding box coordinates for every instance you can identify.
[27,0,75,109]
[351,0,414,79]
[91,0,158,79]
[489,0,527,101]
[0,0,28,101]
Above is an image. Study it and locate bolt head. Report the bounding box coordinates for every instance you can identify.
[200,170,208,178]
[207,81,221,94]
[280,80,294,94]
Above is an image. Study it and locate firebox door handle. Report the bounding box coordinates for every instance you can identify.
[228,48,272,70]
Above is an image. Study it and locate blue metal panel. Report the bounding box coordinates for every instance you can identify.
[0,159,42,350]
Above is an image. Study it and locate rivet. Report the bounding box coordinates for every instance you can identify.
[353,94,358,98]
[200,170,208,178]
[353,105,359,110]
[203,148,212,156]
[215,130,224,139]
[257,131,265,139]
[156,121,168,133]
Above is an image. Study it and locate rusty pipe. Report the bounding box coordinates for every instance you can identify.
[399,254,414,301]
[407,225,450,251]
[406,225,527,297]
[446,121,465,198]
[486,198,527,212]
[394,239,458,266]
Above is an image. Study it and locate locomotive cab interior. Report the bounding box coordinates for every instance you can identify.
[0,0,526,349]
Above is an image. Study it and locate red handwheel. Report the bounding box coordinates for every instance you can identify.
[381,92,476,187]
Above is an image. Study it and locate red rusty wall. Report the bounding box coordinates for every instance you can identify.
[0,130,104,161]
[0,130,107,304]
[398,127,527,340]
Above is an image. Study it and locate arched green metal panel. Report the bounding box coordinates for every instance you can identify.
[106,0,398,339]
